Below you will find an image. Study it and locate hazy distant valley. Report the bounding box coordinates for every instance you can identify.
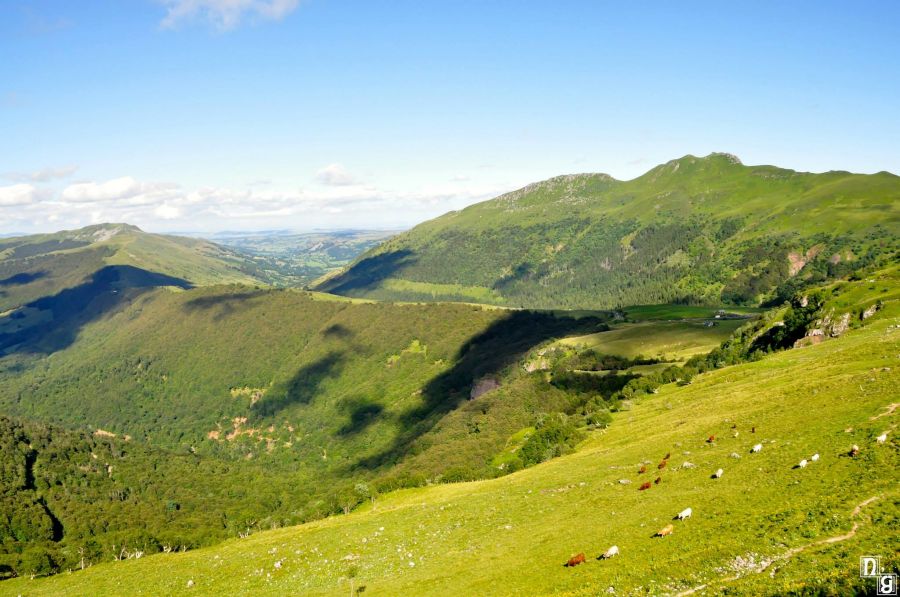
[210,230,400,287]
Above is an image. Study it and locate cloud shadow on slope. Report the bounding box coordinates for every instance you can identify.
[0,265,191,356]
[315,249,417,295]
[352,310,608,471]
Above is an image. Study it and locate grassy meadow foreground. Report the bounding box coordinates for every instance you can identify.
[4,299,897,596]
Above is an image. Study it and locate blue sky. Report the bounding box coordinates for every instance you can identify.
[2,0,899,233]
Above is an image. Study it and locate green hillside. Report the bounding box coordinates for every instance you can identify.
[315,153,900,308]
[4,273,896,596]
[1,218,895,592]
[0,278,634,576]
[0,223,263,314]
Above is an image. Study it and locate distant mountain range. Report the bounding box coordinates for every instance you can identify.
[315,153,900,308]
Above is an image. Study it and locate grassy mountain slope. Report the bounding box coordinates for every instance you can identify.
[316,153,899,308]
[5,285,896,596]
[0,223,262,313]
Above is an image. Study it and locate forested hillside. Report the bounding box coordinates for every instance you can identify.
[0,280,630,578]
[316,153,900,308]
[0,416,336,579]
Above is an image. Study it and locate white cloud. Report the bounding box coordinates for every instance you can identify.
[315,163,358,187]
[61,176,180,206]
[3,171,518,233]
[154,203,183,219]
[63,176,142,203]
[0,184,38,206]
[159,0,301,30]
[5,165,77,182]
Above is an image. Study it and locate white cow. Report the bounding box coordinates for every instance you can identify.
[677,507,693,520]
[810,453,820,462]
[797,459,808,468]
[751,443,763,453]
[876,432,888,444]
[601,545,619,559]
[713,468,723,479]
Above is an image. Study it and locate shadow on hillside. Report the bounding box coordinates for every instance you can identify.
[353,310,608,471]
[252,351,348,417]
[0,271,47,286]
[317,249,416,295]
[321,323,353,339]
[337,396,385,436]
[182,291,265,321]
[0,265,191,356]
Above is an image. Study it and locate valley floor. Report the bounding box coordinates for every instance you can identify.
[3,309,898,596]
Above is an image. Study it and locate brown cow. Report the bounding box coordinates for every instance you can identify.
[656,524,674,537]
[566,553,586,567]
[658,460,667,470]
[639,481,652,491]
[639,465,647,474]
[751,426,756,434]
[654,476,661,485]
[706,435,715,443]
[664,452,671,460]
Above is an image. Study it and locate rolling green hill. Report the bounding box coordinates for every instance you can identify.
[4,271,896,596]
[315,153,900,308]
[0,223,263,314]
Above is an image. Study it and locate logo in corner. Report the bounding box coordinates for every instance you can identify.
[861,556,898,596]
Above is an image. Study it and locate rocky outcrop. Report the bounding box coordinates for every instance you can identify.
[788,245,824,277]
[862,303,880,320]
[830,313,851,337]
[795,308,856,347]
[470,377,501,400]
[524,358,550,373]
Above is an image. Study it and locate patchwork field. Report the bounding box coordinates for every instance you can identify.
[5,303,896,596]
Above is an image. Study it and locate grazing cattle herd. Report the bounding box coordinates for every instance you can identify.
[563,423,892,569]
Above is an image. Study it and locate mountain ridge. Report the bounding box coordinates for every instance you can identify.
[315,153,900,308]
